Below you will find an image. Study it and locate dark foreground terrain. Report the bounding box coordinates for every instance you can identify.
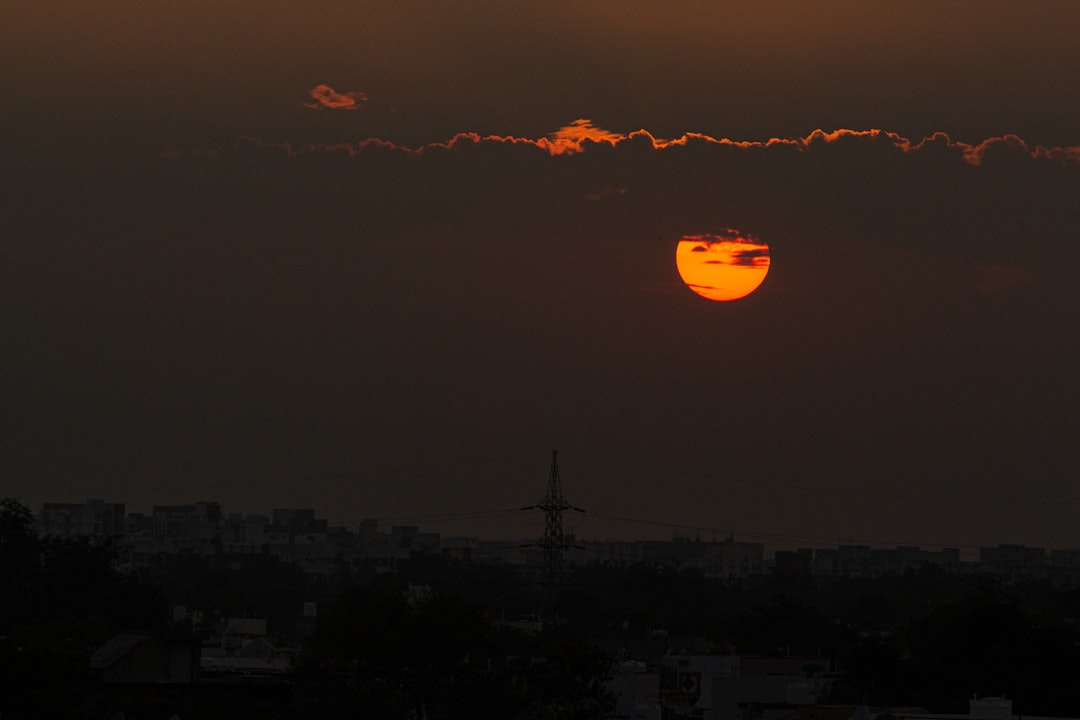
[4,497,1080,719]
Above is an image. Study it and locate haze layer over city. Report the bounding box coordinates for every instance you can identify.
[5,0,1080,551]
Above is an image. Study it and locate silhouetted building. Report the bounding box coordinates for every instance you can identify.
[774,549,813,576]
[980,544,1046,581]
[39,499,125,538]
[91,633,199,684]
[661,654,834,720]
[608,661,662,720]
[702,538,766,578]
[391,524,420,548]
[1049,549,1080,586]
[152,502,221,541]
[272,508,325,533]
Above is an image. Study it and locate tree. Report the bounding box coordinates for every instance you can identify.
[0,497,42,634]
[0,498,167,719]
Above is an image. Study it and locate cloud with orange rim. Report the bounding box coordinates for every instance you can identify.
[243,116,1080,167]
[304,84,368,111]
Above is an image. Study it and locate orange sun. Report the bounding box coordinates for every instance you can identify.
[675,230,770,301]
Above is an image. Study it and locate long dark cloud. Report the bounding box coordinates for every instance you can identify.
[227,120,1080,165]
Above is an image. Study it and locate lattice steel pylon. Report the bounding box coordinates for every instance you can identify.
[522,450,585,588]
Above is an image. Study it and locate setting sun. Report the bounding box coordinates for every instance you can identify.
[675,231,770,301]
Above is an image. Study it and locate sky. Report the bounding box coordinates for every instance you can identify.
[4,1,1080,551]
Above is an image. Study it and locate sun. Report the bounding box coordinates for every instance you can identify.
[675,230,770,301]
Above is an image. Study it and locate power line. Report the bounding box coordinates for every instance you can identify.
[326,450,1078,552]
[335,508,527,525]
[568,450,1080,507]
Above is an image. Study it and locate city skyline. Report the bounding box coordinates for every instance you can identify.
[4,2,1080,552]
[28,490,1080,564]
[30,494,1080,588]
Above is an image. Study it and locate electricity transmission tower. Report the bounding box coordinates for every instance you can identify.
[522,450,585,589]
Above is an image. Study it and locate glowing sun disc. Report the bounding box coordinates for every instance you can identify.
[675,230,770,301]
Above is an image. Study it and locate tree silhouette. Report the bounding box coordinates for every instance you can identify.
[0,498,167,718]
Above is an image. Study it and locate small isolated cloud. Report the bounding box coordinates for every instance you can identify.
[304,84,368,111]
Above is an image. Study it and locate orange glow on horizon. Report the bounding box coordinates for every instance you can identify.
[675,232,770,302]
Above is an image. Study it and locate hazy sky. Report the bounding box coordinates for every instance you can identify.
[4,1,1080,550]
